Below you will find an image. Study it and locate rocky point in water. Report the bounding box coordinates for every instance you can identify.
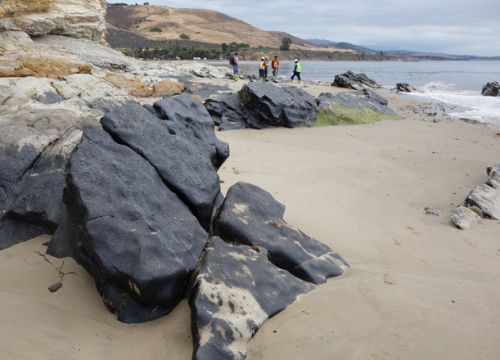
[481,81,499,97]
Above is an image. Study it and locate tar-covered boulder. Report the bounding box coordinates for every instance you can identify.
[152,94,229,169]
[205,93,250,131]
[332,71,381,90]
[190,237,313,360]
[240,83,317,128]
[101,100,222,229]
[64,127,208,322]
[481,81,499,97]
[214,182,349,284]
[395,83,417,93]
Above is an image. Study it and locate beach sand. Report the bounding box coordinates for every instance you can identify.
[1,92,499,359]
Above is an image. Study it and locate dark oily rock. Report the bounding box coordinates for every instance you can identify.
[46,206,82,259]
[6,130,83,232]
[486,163,500,189]
[395,83,417,93]
[332,71,382,90]
[214,182,349,284]
[190,237,313,360]
[240,83,318,128]
[101,101,222,228]
[205,93,250,131]
[0,218,50,250]
[451,206,482,230]
[481,81,499,97]
[0,143,41,215]
[424,207,441,216]
[152,94,229,169]
[65,127,208,320]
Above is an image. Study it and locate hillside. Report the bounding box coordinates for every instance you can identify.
[106,4,311,49]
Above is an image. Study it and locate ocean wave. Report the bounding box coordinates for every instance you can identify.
[410,85,500,127]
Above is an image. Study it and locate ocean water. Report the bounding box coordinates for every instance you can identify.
[226,60,500,127]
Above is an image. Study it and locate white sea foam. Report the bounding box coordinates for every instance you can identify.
[410,83,500,127]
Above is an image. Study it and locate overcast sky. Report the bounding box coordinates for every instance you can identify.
[110,0,500,56]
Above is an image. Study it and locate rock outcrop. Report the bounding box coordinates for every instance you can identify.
[205,83,318,130]
[453,163,500,230]
[332,71,381,90]
[0,0,107,41]
[190,237,313,359]
[481,81,499,97]
[214,182,349,284]
[395,83,417,93]
[451,206,481,230]
[315,89,397,125]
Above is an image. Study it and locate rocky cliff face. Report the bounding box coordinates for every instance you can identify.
[0,0,107,41]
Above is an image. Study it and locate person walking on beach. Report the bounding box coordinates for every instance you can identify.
[272,55,280,77]
[230,52,239,80]
[291,58,302,82]
[259,57,267,80]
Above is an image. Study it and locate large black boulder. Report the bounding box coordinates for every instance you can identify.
[101,101,222,229]
[481,81,499,96]
[190,237,313,360]
[240,83,317,128]
[64,127,208,321]
[333,71,381,90]
[395,83,417,93]
[205,93,251,131]
[152,94,229,169]
[214,182,349,284]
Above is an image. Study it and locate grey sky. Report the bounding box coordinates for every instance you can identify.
[110,0,500,56]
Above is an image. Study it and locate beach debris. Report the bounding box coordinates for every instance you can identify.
[395,83,417,93]
[451,206,482,230]
[214,182,349,284]
[190,237,313,360]
[425,207,442,216]
[48,282,63,293]
[481,81,499,97]
[332,70,382,90]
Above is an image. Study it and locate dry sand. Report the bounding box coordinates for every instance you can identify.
[1,93,499,359]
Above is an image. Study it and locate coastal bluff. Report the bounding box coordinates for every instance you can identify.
[0,0,107,41]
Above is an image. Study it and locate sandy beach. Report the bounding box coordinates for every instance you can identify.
[1,98,499,359]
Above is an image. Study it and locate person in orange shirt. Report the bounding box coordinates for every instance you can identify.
[272,55,280,77]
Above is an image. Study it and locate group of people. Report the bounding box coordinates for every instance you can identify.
[230,53,302,82]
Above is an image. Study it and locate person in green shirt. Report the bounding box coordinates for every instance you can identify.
[291,58,302,82]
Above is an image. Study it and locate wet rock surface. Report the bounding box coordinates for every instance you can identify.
[481,81,499,97]
[332,70,382,90]
[214,182,349,284]
[190,237,313,360]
